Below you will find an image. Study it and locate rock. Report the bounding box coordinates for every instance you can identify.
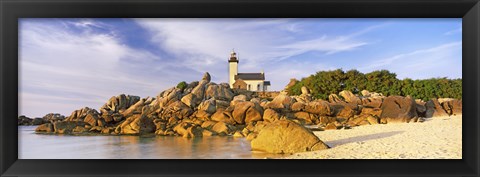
[53,121,88,134]
[232,101,262,124]
[35,123,54,133]
[328,94,343,103]
[158,87,183,108]
[304,101,332,116]
[198,99,217,114]
[361,90,371,97]
[233,131,244,137]
[380,96,418,123]
[294,112,316,125]
[441,99,462,116]
[291,102,305,112]
[425,99,449,118]
[438,98,455,104]
[339,90,362,104]
[246,133,258,141]
[230,95,247,106]
[117,114,155,135]
[161,101,193,119]
[324,122,337,130]
[18,115,33,125]
[211,109,236,125]
[415,101,427,117]
[301,86,310,95]
[42,113,65,122]
[366,116,379,124]
[72,126,88,133]
[173,122,203,138]
[215,100,230,110]
[100,94,140,114]
[361,97,383,108]
[31,118,46,125]
[265,92,296,110]
[360,108,382,117]
[122,98,151,118]
[330,103,356,118]
[250,120,329,154]
[65,107,100,122]
[263,109,280,123]
[84,113,100,126]
[205,84,234,101]
[200,120,218,129]
[202,72,211,82]
[202,129,215,136]
[211,121,232,135]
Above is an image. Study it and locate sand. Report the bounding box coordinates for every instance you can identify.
[281,116,462,159]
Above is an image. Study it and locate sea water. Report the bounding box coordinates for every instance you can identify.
[18,126,285,159]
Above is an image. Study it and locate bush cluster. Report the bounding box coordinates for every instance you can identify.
[287,69,462,101]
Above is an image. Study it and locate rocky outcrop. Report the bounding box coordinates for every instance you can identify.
[31,72,461,142]
[250,120,329,154]
[380,96,417,123]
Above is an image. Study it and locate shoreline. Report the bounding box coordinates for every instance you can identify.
[280,116,462,159]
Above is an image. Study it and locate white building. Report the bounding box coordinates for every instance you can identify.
[228,50,270,91]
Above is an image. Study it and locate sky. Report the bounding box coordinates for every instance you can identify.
[19,18,462,117]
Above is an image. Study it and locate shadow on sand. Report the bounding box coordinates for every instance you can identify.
[326,131,405,147]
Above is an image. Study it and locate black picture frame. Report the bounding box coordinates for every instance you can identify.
[1,0,479,176]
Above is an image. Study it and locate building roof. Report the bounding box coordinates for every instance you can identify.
[235,73,265,80]
[263,81,271,85]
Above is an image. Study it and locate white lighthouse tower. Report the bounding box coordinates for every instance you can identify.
[228,49,239,88]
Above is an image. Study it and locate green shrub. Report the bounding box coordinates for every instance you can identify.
[176,81,188,91]
[288,69,462,101]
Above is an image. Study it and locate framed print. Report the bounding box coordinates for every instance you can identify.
[1,0,479,176]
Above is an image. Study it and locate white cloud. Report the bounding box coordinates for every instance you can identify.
[135,18,377,89]
[444,27,462,35]
[19,20,166,117]
[358,41,462,79]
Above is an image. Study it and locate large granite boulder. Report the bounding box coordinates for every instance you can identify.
[116,114,155,135]
[425,99,449,118]
[304,101,332,116]
[263,109,280,123]
[100,94,141,114]
[205,84,234,101]
[380,96,417,123]
[441,99,462,116]
[250,120,329,154]
[232,101,263,124]
[328,94,343,103]
[35,123,54,133]
[64,107,100,122]
[264,92,296,110]
[339,90,361,104]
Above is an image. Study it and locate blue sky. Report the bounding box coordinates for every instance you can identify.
[19,18,462,117]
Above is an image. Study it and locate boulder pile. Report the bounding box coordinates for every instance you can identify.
[26,72,462,154]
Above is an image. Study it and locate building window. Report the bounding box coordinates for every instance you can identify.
[257,84,260,91]
[248,84,251,90]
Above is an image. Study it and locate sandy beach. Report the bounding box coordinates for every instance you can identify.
[282,116,462,159]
